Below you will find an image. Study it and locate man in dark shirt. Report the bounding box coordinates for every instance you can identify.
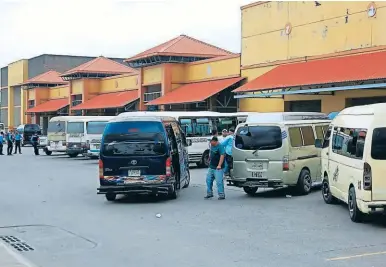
[31,132,40,155]
[205,136,226,200]
[6,130,14,156]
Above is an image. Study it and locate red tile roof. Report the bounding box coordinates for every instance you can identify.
[234,50,386,93]
[61,57,137,77]
[72,90,139,110]
[21,70,67,85]
[126,34,235,62]
[147,77,243,106]
[26,98,69,113]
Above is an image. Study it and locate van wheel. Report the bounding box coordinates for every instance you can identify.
[105,193,116,202]
[68,153,78,158]
[199,151,210,168]
[243,187,258,196]
[183,171,190,189]
[348,187,363,223]
[44,149,52,156]
[169,182,179,199]
[322,178,336,204]
[296,169,312,195]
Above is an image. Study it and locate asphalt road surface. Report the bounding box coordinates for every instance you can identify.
[0,147,386,267]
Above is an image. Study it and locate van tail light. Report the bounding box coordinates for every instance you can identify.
[282,155,289,171]
[363,162,372,190]
[166,157,172,177]
[99,160,104,179]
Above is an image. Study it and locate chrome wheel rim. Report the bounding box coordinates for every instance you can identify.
[322,181,330,200]
[348,191,354,216]
[303,174,312,192]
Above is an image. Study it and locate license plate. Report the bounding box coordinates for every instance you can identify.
[128,170,141,177]
[252,162,264,170]
[251,172,264,178]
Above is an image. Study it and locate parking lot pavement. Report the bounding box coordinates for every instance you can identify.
[0,148,386,267]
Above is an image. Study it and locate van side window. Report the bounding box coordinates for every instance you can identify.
[371,128,386,160]
[315,126,324,140]
[322,126,332,148]
[332,127,366,159]
[289,127,302,147]
[301,126,315,146]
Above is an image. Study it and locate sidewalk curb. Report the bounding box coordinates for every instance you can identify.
[0,242,37,267]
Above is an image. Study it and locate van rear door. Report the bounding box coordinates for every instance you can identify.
[233,124,285,185]
[369,127,386,201]
[100,121,168,181]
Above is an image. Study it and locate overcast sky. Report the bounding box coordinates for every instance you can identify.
[0,0,255,68]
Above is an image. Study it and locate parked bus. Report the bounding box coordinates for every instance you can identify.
[46,116,97,156]
[117,111,248,167]
[66,116,114,158]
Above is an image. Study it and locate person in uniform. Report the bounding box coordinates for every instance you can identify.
[0,132,4,155]
[14,130,22,154]
[31,132,40,155]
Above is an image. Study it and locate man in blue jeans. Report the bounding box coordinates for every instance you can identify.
[205,136,226,200]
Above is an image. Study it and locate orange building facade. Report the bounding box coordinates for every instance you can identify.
[21,35,242,133]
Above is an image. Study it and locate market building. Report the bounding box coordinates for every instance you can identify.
[234,1,386,113]
[0,54,125,129]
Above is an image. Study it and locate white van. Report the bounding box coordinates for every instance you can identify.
[229,112,330,195]
[66,116,114,158]
[316,103,386,222]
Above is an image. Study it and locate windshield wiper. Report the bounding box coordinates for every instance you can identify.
[252,145,278,155]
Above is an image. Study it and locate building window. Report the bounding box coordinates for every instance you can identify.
[28,100,35,109]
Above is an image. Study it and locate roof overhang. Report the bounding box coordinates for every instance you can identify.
[234,80,386,99]
[21,82,68,90]
[61,72,128,81]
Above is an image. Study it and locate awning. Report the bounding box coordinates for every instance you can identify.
[26,98,69,113]
[234,50,386,95]
[72,90,139,110]
[147,77,244,105]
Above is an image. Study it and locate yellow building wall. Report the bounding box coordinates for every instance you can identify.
[71,80,83,95]
[171,64,185,83]
[7,59,28,126]
[143,67,162,85]
[100,74,138,93]
[239,66,284,112]
[49,85,69,99]
[83,79,100,95]
[242,1,386,67]
[184,56,240,83]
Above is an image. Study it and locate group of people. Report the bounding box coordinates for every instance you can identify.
[0,130,23,155]
[205,128,235,200]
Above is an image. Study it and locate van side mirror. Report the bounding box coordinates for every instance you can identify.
[186,139,192,146]
[315,139,322,148]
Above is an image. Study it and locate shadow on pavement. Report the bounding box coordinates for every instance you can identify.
[245,186,321,198]
[112,194,170,204]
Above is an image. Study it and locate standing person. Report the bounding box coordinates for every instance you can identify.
[31,132,40,155]
[221,129,228,138]
[205,136,226,200]
[221,128,235,178]
[0,132,4,155]
[6,130,14,156]
[14,130,22,154]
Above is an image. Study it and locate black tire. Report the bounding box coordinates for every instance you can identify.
[243,186,258,196]
[182,171,190,189]
[296,169,312,195]
[322,178,336,204]
[68,153,78,158]
[105,193,116,202]
[169,182,179,199]
[198,151,210,168]
[348,187,363,223]
[45,149,53,156]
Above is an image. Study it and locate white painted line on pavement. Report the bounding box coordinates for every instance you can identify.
[326,250,386,261]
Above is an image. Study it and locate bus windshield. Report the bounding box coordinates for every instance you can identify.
[48,121,66,133]
[87,121,108,134]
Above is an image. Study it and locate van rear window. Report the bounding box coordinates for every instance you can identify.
[235,126,282,151]
[371,128,386,160]
[102,121,166,156]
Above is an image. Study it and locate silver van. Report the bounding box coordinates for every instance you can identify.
[227,112,330,196]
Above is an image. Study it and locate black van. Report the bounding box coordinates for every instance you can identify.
[97,115,192,201]
[16,124,42,146]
